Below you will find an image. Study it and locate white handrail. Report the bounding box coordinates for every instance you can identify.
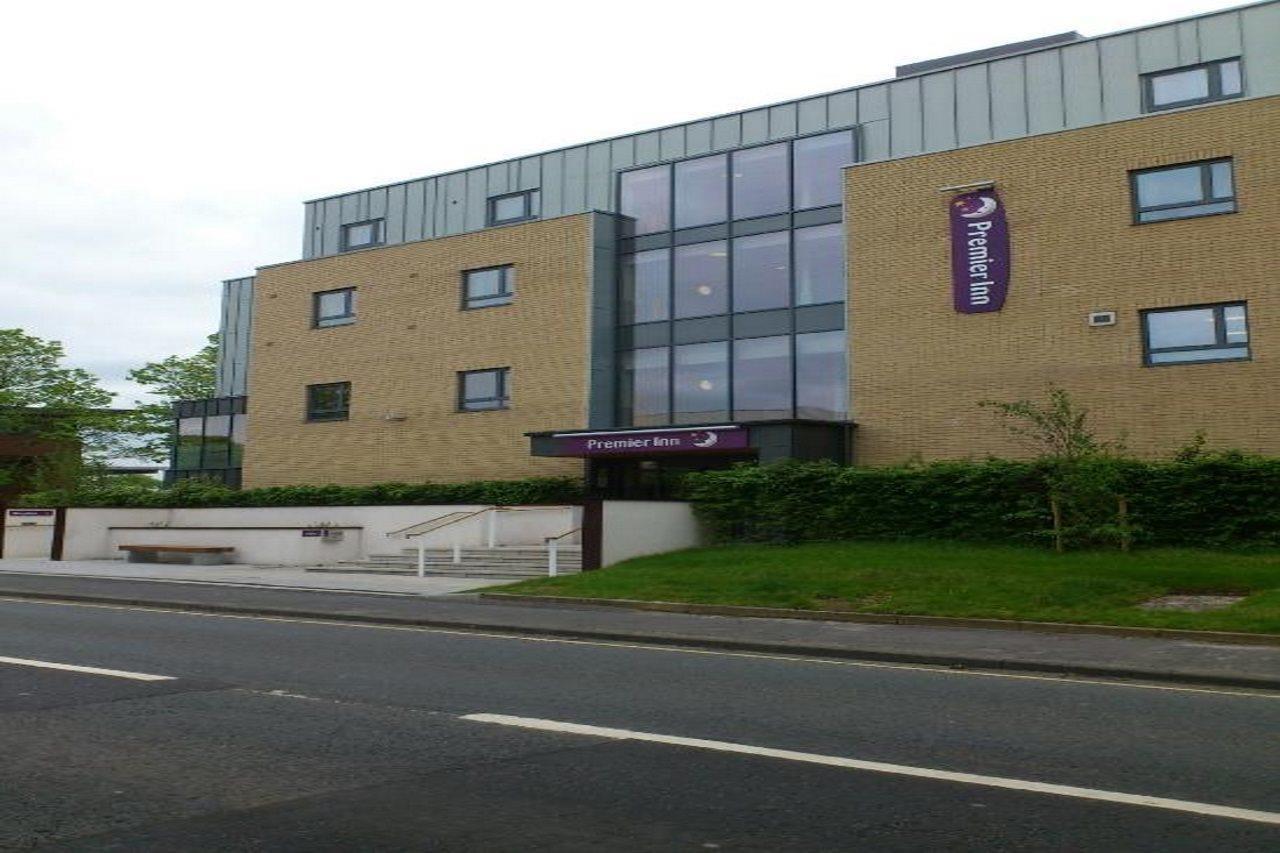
[544,526,582,577]
[387,508,490,540]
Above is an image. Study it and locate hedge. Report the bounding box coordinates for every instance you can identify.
[15,475,585,509]
[682,457,1280,549]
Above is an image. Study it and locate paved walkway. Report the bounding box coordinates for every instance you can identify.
[0,565,1276,690]
[0,559,508,596]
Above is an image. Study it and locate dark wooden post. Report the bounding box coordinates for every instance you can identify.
[581,499,603,571]
[0,503,7,560]
[50,506,67,561]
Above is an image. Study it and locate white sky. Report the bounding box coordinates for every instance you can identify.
[1,0,1228,404]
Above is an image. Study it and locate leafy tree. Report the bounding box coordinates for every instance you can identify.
[125,334,218,462]
[0,328,117,496]
[980,387,1132,552]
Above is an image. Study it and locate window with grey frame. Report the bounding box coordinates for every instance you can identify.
[313,287,356,328]
[487,190,540,226]
[620,224,844,325]
[1141,303,1249,366]
[617,331,848,426]
[458,368,510,411]
[341,219,383,251]
[1131,159,1235,224]
[168,396,247,488]
[306,382,350,422]
[618,129,855,236]
[463,265,515,309]
[1142,58,1242,112]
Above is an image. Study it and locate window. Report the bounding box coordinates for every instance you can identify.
[201,414,232,468]
[306,382,350,422]
[673,341,729,424]
[674,154,728,229]
[314,288,356,328]
[621,249,670,324]
[1132,160,1235,223]
[733,335,792,421]
[732,231,790,312]
[732,143,789,220]
[488,190,540,225]
[794,130,854,210]
[620,164,671,234]
[794,223,845,305]
[673,241,729,319]
[341,219,383,251]
[1143,59,1242,112]
[619,347,670,426]
[459,368,510,411]
[796,331,847,419]
[463,266,515,309]
[175,416,204,469]
[1142,303,1249,366]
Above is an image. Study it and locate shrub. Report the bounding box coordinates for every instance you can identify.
[15,475,584,508]
[684,457,1280,549]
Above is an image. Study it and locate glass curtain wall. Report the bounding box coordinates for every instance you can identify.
[167,396,248,487]
[617,129,853,427]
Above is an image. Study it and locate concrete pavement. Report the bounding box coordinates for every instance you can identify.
[0,566,1277,690]
[2,596,1278,849]
[0,557,510,595]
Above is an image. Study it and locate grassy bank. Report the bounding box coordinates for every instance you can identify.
[498,542,1280,634]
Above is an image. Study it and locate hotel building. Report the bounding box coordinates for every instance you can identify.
[170,2,1280,497]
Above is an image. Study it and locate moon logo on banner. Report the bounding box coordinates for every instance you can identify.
[691,432,719,448]
[957,195,999,218]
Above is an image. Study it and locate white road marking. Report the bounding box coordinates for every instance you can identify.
[1,596,1277,700]
[464,714,1280,826]
[0,655,175,682]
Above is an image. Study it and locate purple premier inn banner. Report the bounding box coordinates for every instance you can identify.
[949,190,1010,313]
[553,427,750,456]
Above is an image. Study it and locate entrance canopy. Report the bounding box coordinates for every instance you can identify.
[528,420,853,464]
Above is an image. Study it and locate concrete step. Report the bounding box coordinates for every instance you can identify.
[308,564,578,578]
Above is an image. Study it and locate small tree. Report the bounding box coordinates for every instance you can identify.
[981,387,1132,552]
[125,334,218,463]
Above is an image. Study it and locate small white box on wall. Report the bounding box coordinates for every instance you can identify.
[1087,311,1117,327]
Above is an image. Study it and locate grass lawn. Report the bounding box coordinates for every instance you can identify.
[497,541,1280,634]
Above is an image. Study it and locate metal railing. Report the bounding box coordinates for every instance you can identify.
[386,505,578,578]
[543,526,582,577]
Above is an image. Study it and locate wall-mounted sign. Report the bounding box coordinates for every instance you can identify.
[950,190,1010,314]
[301,529,325,537]
[548,426,750,457]
[8,510,54,517]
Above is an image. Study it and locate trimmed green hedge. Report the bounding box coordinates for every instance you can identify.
[683,458,1280,549]
[16,475,585,508]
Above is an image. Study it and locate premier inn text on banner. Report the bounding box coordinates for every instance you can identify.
[950,190,1010,314]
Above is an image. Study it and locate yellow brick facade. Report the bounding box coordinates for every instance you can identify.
[846,96,1280,465]
[242,215,594,487]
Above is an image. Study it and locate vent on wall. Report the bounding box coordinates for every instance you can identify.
[896,32,1082,78]
[1088,311,1118,327]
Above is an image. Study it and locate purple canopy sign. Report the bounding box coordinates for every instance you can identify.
[949,190,1010,313]
[552,427,749,456]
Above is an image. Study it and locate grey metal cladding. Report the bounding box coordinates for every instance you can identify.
[1242,2,1280,91]
[464,168,488,232]
[562,147,588,214]
[922,74,957,152]
[798,98,827,134]
[297,3,1277,260]
[215,276,255,398]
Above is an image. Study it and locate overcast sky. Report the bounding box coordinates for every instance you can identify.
[2,0,1227,404]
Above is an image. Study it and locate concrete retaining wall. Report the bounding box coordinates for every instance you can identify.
[600,501,707,567]
[61,505,580,565]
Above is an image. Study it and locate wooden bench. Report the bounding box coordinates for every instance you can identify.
[118,545,234,565]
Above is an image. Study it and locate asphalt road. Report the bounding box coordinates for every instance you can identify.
[2,596,1278,851]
